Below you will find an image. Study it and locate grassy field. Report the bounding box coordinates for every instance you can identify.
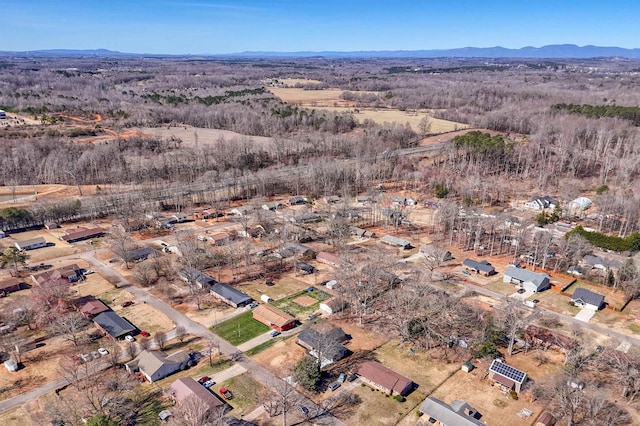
[485,279,518,295]
[272,287,330,316]
[535,290,581,316]
[214,373,265,418]
[237,275,311,301]
[211,311,270,345]
[340,384,424,426]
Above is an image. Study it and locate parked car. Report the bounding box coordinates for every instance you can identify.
[98,348,109,356]
[140,330,150,337]
[306,312,319,321]
[121,300,134,307]
[248,301,259,309]
[219,388,233,400]
[328,382,341,391]
[270,330,281,338]
[81,353,92,362]
[84,270,95,275]
[91,351,101,359]
[124,335,135,342]
[197,235,207,242]
[72,355,82,365]
[517,288,526,294]
[297,405,309,415]
[197,376,211,384]
[532,299,540,304]
[347,374,358,382]
[337,373,347,383]
[203,379,215,388]
[266,281,275,286]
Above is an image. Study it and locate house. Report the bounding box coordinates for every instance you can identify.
[238,226,264,239]
[76,297,110,318]
[125,350,191,382]
[210,283,252,308]
[229,205,256,217]
[252,304,296,332]
[380,235,411,249]
[32,264,80,285]
[356,360,414,396]
[172,212,188,223]
[567,265,584,276]
[392,196,417,206]
[112,219,144,232]
[524,325,575,353]
[418,397,484,426]
[583,254,621,270]
[316,252,341,268]
[297,327,349,367]
[462,259,496,276]
[323,195,341,204]
[503,265,551,293]
[419,245,453,261]
[156,217,176,229]
[60,227,105,243]
[209,232,233,246]
[178,268,217,288]
[0,277,26,295]
[289,195,307,205]
[536,412,557,426]
[294,212,320,224]
[275,242,315,259]
[44,222,60,230]
[524,196,558,211]
[126,246,157,263]
[488,359,527,392]
[320,298,346,315]
[296,262,315,274]
[168,377,225,409]
[14,237,47,251]
[262,201,282,211]
[93,311,137,339]
[568,197,592,211]
[571,288,605,310]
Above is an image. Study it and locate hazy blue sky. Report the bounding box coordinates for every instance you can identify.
[2,0,638,54]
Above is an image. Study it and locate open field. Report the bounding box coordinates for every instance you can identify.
[214,373,265,418]
[0,406,31,426]
[268,87,352,104]
[211,311,270,345]
[73,272,116,297]
[251,335,307,377]
[139,125,274,148]
[5,229,83,262]
[237,275,311,301]
[117,301,174,334]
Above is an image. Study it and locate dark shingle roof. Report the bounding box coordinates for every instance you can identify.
[463,259,495,274]
[211,283,252,306]
[93,311,137,338]
[571,288,605,307]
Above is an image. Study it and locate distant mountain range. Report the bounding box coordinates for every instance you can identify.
[2,44,640,59]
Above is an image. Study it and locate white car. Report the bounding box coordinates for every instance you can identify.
[124,335,135,342]
[98,347,109,356]
[203,379,216,388]
[80,353,92,362]
[84,270,95,275]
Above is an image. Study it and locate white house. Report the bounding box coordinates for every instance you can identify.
[571,288,605,311]
[503,265,551,293]
[320,298,346,315]
[524,196,558,211]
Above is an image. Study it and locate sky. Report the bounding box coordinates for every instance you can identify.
[1,0,639,54]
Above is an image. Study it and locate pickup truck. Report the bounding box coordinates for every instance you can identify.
[219,387,233,400]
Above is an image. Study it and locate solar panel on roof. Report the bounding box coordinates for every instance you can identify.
[490,360,526,383]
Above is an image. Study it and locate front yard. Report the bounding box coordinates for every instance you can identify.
[211,311,270,345]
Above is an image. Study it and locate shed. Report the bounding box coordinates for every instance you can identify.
[536,412,556,426]
[4,359,18,372]
[461,361,475,373]
[488,359,527,392]
[571,288,605,311]
[503,265,551,293]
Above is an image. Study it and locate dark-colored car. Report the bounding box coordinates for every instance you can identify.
[266,281,275,286]
[517,289,526,294]
[270,330,281,338]
[297,405,309,415]
[347,374,358,382]
[197,376,211,384]
[121,300,134,307]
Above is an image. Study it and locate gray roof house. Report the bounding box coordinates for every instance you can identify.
[297,327,349,367]
[462,259,496,276]
[419,397,484,426]
[275,242,315,259]
[211,283,252,308]
[126,246,157,263]
[289,195,307,205]
[14,237,47,251]
[229,205,256,216]
[571,288,605,311]
[583,254,621,270]
[380,235,411,249]
[503,265,551,293]
[126,350,191,382]
[93,311,137,339]
[178,268,217,288]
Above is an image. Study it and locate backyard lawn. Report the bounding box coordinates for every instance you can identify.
[272,287,330,316]
[211,311,270,345]
[214,373,265,418]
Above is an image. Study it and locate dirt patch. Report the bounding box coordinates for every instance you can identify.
[251,336,307,377]
[292,295,316,307]
[138,125,274,149]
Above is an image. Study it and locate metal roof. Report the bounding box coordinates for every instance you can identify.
[211,283,252,305]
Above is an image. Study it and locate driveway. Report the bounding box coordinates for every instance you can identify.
[509,289,534,301]
[575,307,597,323]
